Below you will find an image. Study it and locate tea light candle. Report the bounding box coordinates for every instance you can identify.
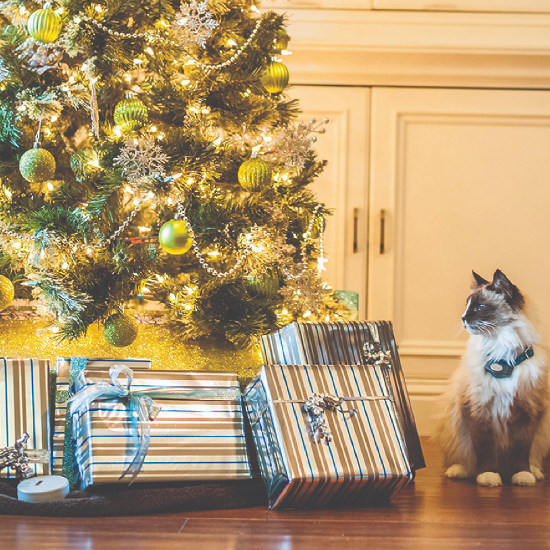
[17,475,69,503]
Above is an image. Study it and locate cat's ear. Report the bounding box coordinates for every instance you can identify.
[472,271,489,287]
[487,269,525,310]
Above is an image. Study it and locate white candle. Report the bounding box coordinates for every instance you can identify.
[17,475,69,503]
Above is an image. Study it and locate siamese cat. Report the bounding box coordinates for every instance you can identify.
[436,269,550,487]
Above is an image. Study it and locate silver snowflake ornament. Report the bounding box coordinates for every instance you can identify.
[114,137,170,184]
[172,1,219,49]
[276,118,329,169]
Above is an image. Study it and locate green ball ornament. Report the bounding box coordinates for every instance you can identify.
[19,148,56,183]
[103,313,139,347]
[238,158,273,192]
[27,8,63,44]
[0,275,15,310]
[261,61,289,94]
[159,220,194,255]
[114,97,148,132]
[246,271,280,299]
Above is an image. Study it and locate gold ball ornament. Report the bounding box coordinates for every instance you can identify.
[103,313,139,347]
[0,276,15,310]
[159,220,194,255]
[261,61,289,94]
[27,8,63,44]
[114,97,148,132]
[19,148,56,183]
[238,158,273,192]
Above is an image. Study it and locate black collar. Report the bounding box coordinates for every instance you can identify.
[484,346,534,379]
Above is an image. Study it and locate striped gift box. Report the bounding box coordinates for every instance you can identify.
[245,364,413,509]
[0,358,50,478]
[260,321,425,471]
[71,369,251,488]
[52,357,152,477]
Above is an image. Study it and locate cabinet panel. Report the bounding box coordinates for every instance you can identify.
[374,0,550,13]
[288,86,370,319]
[369,87,550,380]
[269,1,371,9]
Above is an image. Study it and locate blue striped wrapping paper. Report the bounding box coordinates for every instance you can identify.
[52,357,152,477]
[71,368,251,488]
[260,321,425,472]
[245,364,413,509]
[0,358,50,478]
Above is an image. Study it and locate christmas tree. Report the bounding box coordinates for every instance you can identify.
[0,0,347,350]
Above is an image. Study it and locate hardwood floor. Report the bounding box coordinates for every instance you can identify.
[1,437,549,550]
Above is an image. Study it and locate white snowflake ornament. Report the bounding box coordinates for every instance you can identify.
[276,118,329,169]
[0,59,9,82]
[172,1,219,49]
[114,137,170,184]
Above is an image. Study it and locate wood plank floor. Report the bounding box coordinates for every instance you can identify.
[1,437,549,550]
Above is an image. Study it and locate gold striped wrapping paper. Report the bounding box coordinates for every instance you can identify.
[0,358,50,477]
[260,321,425,471]
[245,364,413,509]
[72,369,251,488]
[52,357,152,477]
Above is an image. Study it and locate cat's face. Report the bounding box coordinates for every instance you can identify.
[461,270,524,336]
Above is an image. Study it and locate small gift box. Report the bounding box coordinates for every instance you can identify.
[52,357,152,478]
[245,363,413,509]
[260,321,425,471]
[0,358,51,477]
[69,364,251,488]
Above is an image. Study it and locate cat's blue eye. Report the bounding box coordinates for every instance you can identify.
[474,304,486,312]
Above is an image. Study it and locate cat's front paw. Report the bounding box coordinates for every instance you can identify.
[476,472,502,487]
[445,464,469,479]
[530,465,545,481]
[511,471,537,486]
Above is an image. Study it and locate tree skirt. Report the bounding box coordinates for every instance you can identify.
[0,477,268,517]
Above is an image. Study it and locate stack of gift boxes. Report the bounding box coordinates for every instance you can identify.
[0,321,424,509]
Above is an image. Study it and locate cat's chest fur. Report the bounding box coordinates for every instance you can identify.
[460,332,543,423]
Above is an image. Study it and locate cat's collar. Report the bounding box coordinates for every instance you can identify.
[484,346,534,379]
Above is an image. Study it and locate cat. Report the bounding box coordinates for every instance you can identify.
[435,269,550,487]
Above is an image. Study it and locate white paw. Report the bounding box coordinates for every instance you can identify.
[530,465,545,481]
[511,471,537,486]
[476,472,502,487]
[445,464,469,479]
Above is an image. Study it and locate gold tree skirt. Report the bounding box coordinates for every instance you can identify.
[0,318,263,385]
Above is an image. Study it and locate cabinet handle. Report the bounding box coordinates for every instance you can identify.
[353,208,359,254]
[380,209,386,254]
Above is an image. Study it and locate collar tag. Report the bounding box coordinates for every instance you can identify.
[484,346,534,379]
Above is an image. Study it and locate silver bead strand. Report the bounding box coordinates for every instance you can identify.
[281,205,323,281]
[175,203,256,279]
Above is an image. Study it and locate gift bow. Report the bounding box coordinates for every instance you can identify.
[68,364,240,484]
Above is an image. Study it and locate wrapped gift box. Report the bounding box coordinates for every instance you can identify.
[245,363,413,509]
[70,366,251,488]
[52,357,152,478]
[260,321,425,471]
[1,358,51,477]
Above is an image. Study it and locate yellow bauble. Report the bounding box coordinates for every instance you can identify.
[27,9,63,44]
[114,97,148,132]
[0,276,14,310]
[19,148,56,183]
[261,61,289,94]
[159,220,194,255]
[103,313,139,347]
[238,158,273,192]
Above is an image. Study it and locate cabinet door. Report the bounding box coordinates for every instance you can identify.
[289,86,370,319]
[369,87,550,433]
[373,0,550,12]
